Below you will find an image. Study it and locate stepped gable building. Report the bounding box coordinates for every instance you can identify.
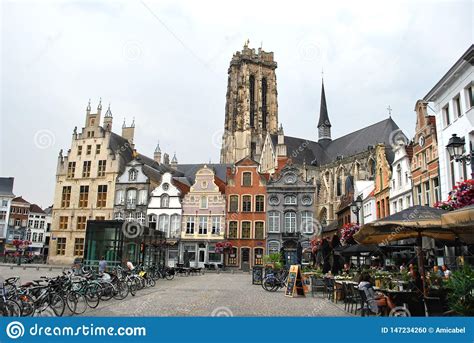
[220,42,279,164]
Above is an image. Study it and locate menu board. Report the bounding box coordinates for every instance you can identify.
[252,267,263,285]
[285,265,305,297]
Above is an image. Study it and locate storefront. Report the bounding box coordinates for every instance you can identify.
[179,241,224,268]
[84,220,166,268]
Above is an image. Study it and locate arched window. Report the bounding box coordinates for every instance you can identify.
[255,222,264,239]
[336,169,343,196]
[284,212,296,233]
[262,77,267,130]
[161,194,169,208]
[379,168,383,190]
[229,195,238,212]
[301,211,314,234]
[148,214,157,230]
[158,214,169,234]
[129,169,137,181]
[397,164,402,188]
[249,75,255,128]
[319,208,328,226]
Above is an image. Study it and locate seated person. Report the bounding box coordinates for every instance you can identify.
[408,270,424,295]
[358,272,395,315]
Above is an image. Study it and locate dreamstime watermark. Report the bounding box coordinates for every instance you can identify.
[297,40,322,62]
[122,220,144,239]
[300,218,323,239]
[33,129,56,150]
[122,40,143,61]
[210,306,233,317]
[388,129,409,150]
[6,321,24,339]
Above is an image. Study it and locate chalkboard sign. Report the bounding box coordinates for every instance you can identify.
[285,265,305,297]
[252,267,263,285]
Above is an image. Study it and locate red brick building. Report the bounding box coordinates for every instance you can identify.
[225,158,268,270]
[7,196,30,242]
[411,100,441,206]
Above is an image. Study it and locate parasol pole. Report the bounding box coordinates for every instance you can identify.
[416,230,427,297]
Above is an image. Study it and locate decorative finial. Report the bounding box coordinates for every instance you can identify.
[131,117,135,127]
[98,97,102,110]
[86,99,91,111]
[122,118,126,128]
[244,39,249,48]
[105,103,112,117]
[155,141,161,153]
[387,105,392,117]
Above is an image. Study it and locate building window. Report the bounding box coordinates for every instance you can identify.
[137,212,145,225]
[95,144,101,155]
[170,214,180,236]
[115,190,125,205]
[433,178,440,203]
[397,164,402,187]
[96,185,107,207]
[200,196,208,209]
[424,181,431,207]
[126,189,137,209]
[249,75,255,128]
[443,105,450,127]
[161,194,169,208]
[255,195,264,212]
[242,195,252,212]
[82,161,91,178]
[129,169,137,181]
[229,195,238,212]
[38,233,43,242]
[254,248,263,266]
[59,216,68,230]
[76,216,86,230]
[228,221,238,238]
[466,85,474,109]
[32,232,37,242]
[416,185,423,206]
[148,214,157,229]
[284,212,296,233]
[159,214,169,233]
[61,186,71,207]
[242,172,252,186]
[284,195,297,205]
[228,247,237,265]
[262,77,267,129]
[255,222,264,239]
[198,216,208,234]
[67,162,76,178]
[79,186,89,208]
[449,154,456,188]
[138,190,148,205]
[454,95,462,118]
[126,213,135,222]
[56,237,66,255]
[97,160,106,177]
[211,217,221,235]
[268,211,280,233]
[26,231,31,241]
[379,168,383,190]
[74,238,84,256]
[405,195,411,208]
[301,211,313,234]
[241,222,251,238]
[86,145,92,155]
[186,217,195,234]
[268,241,280,255]
[77,145,82,156]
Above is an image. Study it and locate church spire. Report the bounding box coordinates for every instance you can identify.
[318,79,332,142]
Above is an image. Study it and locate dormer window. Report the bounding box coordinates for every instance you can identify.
[284,195,297,205]
[129,169,138,181]
[161,194,169,208]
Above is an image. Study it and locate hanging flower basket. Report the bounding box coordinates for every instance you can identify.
[340,223,361,246]
[435,179,474,211]
[215,241,233,254]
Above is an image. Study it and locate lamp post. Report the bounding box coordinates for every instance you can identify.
[446,134,474,179]
[350,195,363,226]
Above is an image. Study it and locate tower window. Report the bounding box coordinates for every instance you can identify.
[249,75,255,128]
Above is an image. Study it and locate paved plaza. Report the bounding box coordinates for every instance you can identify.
[0,265,350,317]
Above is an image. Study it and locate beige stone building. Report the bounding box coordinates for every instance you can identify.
[220,42,279,164]
[49,100,136,264]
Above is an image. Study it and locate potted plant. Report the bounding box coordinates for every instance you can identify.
[444,264,474,316]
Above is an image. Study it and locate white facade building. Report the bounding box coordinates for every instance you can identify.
[26,204,47,255]
[147,172,187,267]
[0,178,15,242]
[424,45,474,198]
[354,180,376,225]
[389,143,413,213]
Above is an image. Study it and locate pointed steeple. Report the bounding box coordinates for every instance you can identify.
[105,103,112,117]
[97,97,102,111]
[154,141,161,153]
[318,79,332,142]
[86,99,91,113]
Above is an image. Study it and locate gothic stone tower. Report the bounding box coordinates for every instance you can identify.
[220,42,279,164]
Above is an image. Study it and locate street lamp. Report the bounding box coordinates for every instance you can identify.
[350,195,363,225]
[446,134,474,178]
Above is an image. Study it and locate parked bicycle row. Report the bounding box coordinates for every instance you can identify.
[0,264,179,317]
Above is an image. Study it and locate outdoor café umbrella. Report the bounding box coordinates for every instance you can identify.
[353,206,451,296]
[441,205,474,244]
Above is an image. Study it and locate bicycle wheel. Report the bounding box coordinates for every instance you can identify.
[262,278,278,292]
[99,282,115,301]
[2,299,21,317]
[65,292,78,314]
[146,277,156,287]
[113,281,129,300]
[71,292,87,315]
[14,294,35,317]
[165,273,174,281]
[127,279,137,297]
[85,284,101,308]
[48,293,65,317]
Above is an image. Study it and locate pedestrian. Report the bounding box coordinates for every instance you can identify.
[441,264,452,279]
[126,260,135,271]
[98,256,107,274]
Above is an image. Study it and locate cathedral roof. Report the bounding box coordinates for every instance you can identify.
[175,163,230,184]
[271,117,402,166]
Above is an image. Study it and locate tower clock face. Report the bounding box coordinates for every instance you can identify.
[419,136,425,147]
[284,173,297,184]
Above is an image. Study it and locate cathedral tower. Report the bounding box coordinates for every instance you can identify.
[220,41,279,163]
[317,79,332,143]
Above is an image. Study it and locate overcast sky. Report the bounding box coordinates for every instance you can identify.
[1,0,472,208]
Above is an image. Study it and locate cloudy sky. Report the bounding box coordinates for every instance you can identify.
[1,0,472,207]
